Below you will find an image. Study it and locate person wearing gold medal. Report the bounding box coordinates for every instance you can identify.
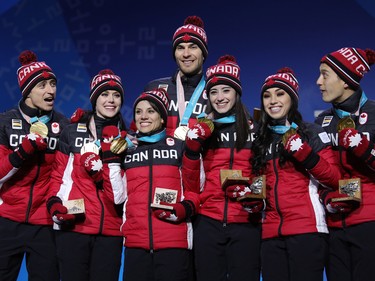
[143,15,209,140]
[46,69,127,280]
[252,67,342,281]
[102,88,205,281]
[191,55,262,281]
[315,47,375,281]
[0,50,69,280]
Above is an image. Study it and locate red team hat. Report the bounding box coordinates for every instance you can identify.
[321,47,375,89]
[133,88,170,127]
[261,67,299,101]
[17,50,57,98]
[90,69,124,109]
[205,55,242,95]
[172,15,208,60]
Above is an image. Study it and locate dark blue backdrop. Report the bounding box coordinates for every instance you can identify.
[1,0,374,280]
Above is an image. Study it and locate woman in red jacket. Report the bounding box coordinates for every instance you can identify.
[46,69,127,281]
[118,89,205,281]
[252,67,341,281]
[192,55,262,281]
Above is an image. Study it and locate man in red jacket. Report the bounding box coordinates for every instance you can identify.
[0,50,68,281]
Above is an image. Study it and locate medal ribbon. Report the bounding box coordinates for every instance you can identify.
[197,113,236,124]
[334,91,368,118]
[29,114,52,125]
[268,122,298,135]
[137,129,166,143]
[176,72,206,126]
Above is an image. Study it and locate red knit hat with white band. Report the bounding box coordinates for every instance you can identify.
[90,69,124,109]
[321,47,375,90]
[172,15,208,60]
[17,50,57,98]
[205,55,242,95]
[133,88,170,127]
[261,67,299,101]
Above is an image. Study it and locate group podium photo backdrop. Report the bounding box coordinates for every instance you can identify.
[0,0,374,280]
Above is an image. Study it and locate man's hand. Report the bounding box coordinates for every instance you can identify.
[10,133,48,167]
[339,128,374,164]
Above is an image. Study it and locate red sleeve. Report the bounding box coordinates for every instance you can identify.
[0,145,20,185]
[181,154,203,210]
[309,146,342,190]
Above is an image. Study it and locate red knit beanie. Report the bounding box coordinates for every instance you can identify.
[321,47,375,89]
[17,50,57,97]
[172,15,208,60]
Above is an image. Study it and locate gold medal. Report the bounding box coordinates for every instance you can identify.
[198,118,214,132]
[30,121,48,138]
[174,125,189,141]
[282,128,296,146]
[110,138,128,154]
[80,142,100,155]
[337,116,355,132]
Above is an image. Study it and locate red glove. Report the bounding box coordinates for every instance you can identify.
[152,200,195,223]
[323,190,359,214]
[47,196,75,225]
[339,128,374,163]
[226,185,252,200]
[70,108,87,123]
[185,122,213,157]
[284,133,319,169]
[9,133,48,168]
[80,152,103,184]
[241,199,266,214]
[101,126,123,163]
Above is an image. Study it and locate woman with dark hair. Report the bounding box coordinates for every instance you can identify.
[112,88,204,281]
[46,69,127,281]
[252,67,341,281]
[191,55,262,281]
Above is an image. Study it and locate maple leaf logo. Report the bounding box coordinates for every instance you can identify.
[91,159,103,172]
[290,137,303,152]
[182,34,191,42]
[187,128,199,140]
[348,133,362,148]
[108,80,117,87]
[238,186,252,197]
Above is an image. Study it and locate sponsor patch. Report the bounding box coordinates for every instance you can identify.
[77,123,87,132]
[322,116,333,127]
[12,119,22,130]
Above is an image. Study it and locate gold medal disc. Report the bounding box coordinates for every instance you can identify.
[282,128,297,146]
[198,118,214,132]
[110,138,128,154]
[337,116,355,132]
[80,142,100,155]
[30,121,48,138]
[174,126,189,141]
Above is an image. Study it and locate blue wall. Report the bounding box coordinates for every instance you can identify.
[1,0,374,280]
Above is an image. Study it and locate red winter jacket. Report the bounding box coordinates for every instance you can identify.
[48,116,125,236]
[0,105,68,225]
